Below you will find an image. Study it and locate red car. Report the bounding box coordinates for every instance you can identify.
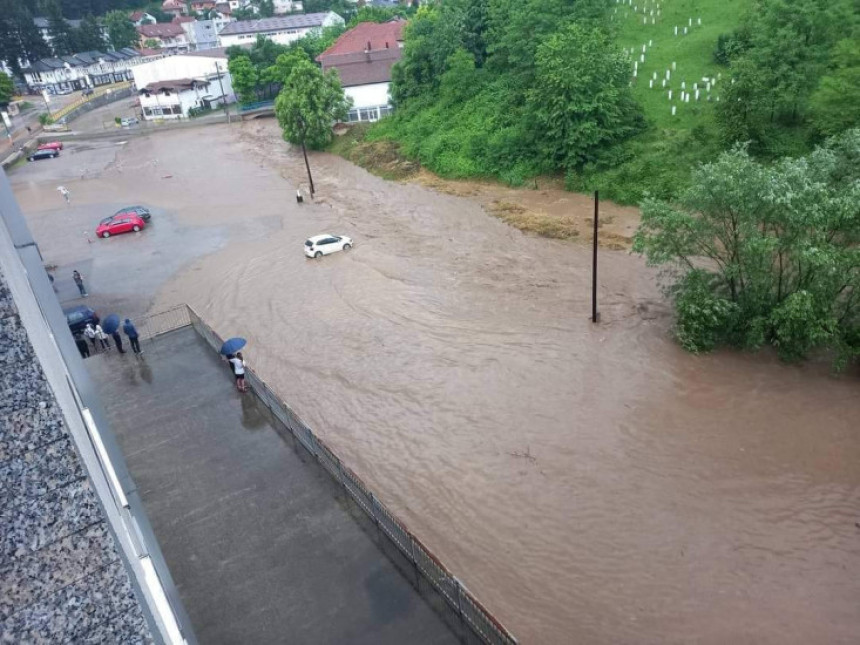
[38,141,64,151]
[96,214,146,238]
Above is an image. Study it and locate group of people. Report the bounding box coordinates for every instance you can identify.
[74,318,141,359]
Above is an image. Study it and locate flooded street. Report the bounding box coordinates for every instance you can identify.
[11,121,860,644]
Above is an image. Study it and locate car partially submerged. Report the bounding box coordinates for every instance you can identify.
[304,234,353,258]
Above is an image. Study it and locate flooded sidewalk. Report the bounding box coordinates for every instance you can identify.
[84,327,458,645]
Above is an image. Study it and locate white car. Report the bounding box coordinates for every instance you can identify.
[305,234,353,258]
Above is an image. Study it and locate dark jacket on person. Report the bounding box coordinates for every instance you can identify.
[123,320,139,339]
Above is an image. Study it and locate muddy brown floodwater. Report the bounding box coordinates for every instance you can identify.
[14,121,860,644]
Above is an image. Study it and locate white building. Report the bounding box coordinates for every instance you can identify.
[217,12,343,48]
[132,50,234,120]
[21,48,151,94]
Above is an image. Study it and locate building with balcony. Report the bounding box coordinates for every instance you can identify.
[132,50,234,119]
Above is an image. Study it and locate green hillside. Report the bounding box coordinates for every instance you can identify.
[616,0,749,131]
[568,0,751,203]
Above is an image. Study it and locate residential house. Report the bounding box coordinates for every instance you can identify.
[217,12,344,47]
[138,22,190,52]
[191,0,217,11]
[273,0,303,14]
[21,48,150,94]
[132,49,234,119]
[162,0,187,17]
[316,20,405,122]
[130,11,156,26]
[189,19,231,50]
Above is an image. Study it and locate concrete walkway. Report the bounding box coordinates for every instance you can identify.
[85,327,458,645]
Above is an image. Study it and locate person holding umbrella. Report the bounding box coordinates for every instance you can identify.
[101,314,125,354]
[220,338,248,393]
[123,318,141,354]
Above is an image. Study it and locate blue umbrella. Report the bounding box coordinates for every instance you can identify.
[220,337,246,355]
[101,314,121,335]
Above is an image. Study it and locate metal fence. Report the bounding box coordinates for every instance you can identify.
[138,304,517,645]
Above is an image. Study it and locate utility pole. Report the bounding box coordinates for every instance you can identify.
[301,138,315,197]
[592,190,599,323]
[215,61,230,124]
[298,117,315,197]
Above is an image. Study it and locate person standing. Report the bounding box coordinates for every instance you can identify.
[74,333,90,359]
[229,352,246,392]
[111,331,126,353]
[123,318,141,354]
[57,185,70,204]
[83,323,98,351]
[95,323,110,350]
[72,270,87,297]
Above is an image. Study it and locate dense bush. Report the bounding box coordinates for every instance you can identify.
[634,130,860,366]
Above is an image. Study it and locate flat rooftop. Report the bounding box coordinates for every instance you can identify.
[85,327,458,645]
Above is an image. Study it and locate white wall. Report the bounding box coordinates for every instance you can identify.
[219,25,313,48]
[132,54,229,90]
[345,82,390,110]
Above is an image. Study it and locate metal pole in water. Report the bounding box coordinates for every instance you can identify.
[592,190,599,323]
[301,138,315,197]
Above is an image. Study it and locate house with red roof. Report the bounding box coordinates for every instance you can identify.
[162,0,186,17]
[138,22,190,52]
[316,19,406,122]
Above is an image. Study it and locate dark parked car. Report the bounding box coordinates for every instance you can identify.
[28,148,59,162]
[114,205,151,222]
[63,305,98,334]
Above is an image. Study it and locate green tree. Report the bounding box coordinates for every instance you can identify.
[0,1,50,75]
[104,10,138,50]
[527,23,643,170]
[143,39,159,49]
[74,14,105,51]
[810,39,860,136]
[633,131,860,366]
[46,0,76,56]
[258,0,275,18]
[227,54,258,103]
[716,0,855,153]
[0,72,14,106]
[273,50,350,150]
[346,5,409,29]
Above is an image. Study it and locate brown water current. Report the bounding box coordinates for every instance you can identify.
[12,122,860,644]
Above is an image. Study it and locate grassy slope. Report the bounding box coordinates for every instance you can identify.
[572,0,750,203]
[617,0,748,131]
